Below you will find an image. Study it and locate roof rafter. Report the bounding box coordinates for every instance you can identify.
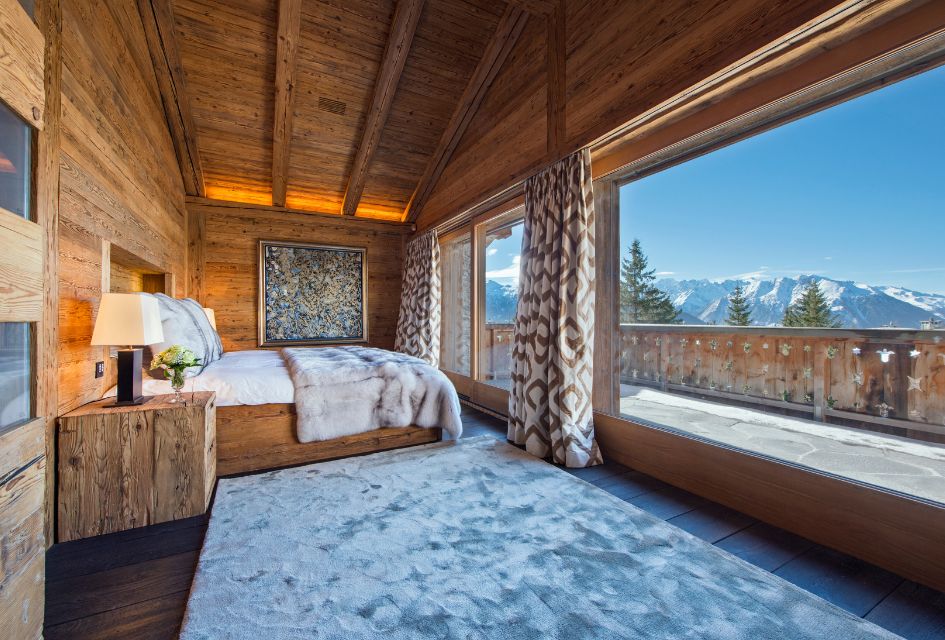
[137,0,205,197]
[341,0,425,216]
[404,5,529,223]
[271,0,302,208]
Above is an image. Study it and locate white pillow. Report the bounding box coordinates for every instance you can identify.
[144,294,222,379]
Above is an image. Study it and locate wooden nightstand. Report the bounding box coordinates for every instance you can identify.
[57,392,217,542]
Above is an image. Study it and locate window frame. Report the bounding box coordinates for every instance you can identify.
[590,31,945,593]
[432,195,524,415]
[437,226,472,378]
[0,97,38,434]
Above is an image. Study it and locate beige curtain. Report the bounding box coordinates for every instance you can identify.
[394,230,441,366]
[508,149,601,468]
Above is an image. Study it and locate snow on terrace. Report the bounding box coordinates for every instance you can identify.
[619,384,945,504]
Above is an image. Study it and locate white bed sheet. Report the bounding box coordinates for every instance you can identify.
[104,349,295,406]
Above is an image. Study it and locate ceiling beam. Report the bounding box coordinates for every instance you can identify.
[138,0,205,197]
[403,6,528,223]
[341,0,425,216]
[272,0,302,208]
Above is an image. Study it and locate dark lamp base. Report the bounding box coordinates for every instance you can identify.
[115,348,144,405]
[108,396,146,407]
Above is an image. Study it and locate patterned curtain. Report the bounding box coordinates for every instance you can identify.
[508,149,602,468]
[395,230,441,366]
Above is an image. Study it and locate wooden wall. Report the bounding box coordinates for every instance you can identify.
[188,199,409,352]
[57,0,188,416]
[414,0,837,229]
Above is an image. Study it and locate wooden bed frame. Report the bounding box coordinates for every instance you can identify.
[216,403,443,476]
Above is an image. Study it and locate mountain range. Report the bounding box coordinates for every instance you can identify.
[484,275,945,328]
[485,280,518,324]
[654,275,945,329]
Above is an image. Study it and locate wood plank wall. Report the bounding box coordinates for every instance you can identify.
[57,0,188,416]
[413,0,837,229]
[187,198,410,351]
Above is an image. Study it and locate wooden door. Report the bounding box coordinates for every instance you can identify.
[0,0,49,637]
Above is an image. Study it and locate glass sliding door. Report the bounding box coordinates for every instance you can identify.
[478,213,523,389]
[439,231,472,376]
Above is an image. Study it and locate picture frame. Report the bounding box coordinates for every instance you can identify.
[257,240,368,346]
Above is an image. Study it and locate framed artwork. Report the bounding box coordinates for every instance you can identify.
[257,240,368,346]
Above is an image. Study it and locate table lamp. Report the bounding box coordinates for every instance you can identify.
[91,293,164,405]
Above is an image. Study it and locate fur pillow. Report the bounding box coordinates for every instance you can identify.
[145,294,223,379]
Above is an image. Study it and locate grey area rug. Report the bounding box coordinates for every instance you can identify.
[181,437,901,640]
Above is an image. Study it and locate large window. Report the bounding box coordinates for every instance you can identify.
[479,215,523,389]
[615,63,945,504]
[440,231,471,375]
[0,102,31,219]
[0,94,36,431]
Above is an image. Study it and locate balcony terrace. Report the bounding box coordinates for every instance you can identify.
[481,322,945,503]
[619,324,945,503]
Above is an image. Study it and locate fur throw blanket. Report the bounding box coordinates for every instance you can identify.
[281,346,463,443]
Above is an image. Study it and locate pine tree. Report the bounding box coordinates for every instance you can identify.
[726,285,752,326]
[620,239,680,324]
[782,280,840,328]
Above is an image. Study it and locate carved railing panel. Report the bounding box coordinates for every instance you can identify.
[620,325,945,438]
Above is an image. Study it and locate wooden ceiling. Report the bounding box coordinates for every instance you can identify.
[142,0,538,221]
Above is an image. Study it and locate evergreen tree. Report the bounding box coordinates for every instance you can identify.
[726,285,752,326]
[782,280,840,328]
[620,239,680,323]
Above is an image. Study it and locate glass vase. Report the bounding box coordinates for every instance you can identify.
[170,369,185,403]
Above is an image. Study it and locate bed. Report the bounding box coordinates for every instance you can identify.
[105,295,462,476]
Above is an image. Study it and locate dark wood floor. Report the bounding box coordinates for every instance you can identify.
[45,405,945,639]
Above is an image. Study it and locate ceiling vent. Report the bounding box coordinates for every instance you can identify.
[318,97,346,115]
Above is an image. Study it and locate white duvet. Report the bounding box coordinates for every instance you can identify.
[282,346,463,443]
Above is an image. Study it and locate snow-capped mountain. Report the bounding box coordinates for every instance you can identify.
[654,275,945,329]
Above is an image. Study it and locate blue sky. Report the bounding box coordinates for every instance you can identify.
[619,62,945,294]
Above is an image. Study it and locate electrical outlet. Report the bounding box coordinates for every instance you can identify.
[95,361,105,378]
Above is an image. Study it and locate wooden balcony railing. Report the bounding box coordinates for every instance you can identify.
[482,323,514,381]
[620,324,945,443]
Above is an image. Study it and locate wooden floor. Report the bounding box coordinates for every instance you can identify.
[45,406,945,639]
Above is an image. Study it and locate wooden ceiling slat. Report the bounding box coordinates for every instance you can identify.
[340,0,425,216]
[138,0,206,197]
[357,0,505,219]
[272,0,302,207]
[173,0,276,206]
[168,0,514,217]
[404,5,528,222]
[546,0,565,157]
[506,0,556,16]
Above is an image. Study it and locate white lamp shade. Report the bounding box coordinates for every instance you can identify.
[203,307,217,330]
[91,293,164,346]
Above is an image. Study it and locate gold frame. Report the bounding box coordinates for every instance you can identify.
[257,239,369,347]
